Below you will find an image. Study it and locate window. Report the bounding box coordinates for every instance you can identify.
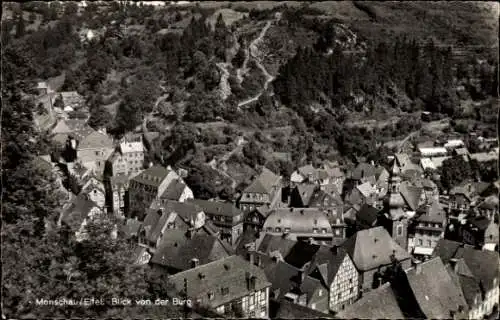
[285,228,291,233]
[260,306,266,314]
[397,225,403,236]
[338,293,341,300]
[318,289,323,297]
[427,240,432,247]
[208,292,214,300]
[349,288,353,294]
[335,229,340,236]
[275,227,281,232]
[95,151,100,156]
[221,287,229,296]
[323,228,328,233]
[418,239,423,246]
[311,303,316,309]
[349,278,353,284]
[313,228,318,233]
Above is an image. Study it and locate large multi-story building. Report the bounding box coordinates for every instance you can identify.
[128,166,182,219]
[409,201,447,259]
[239,167,282,213]
[108,141,146,177]
[76,130,114,175]
[262,208,333,244]
[168,255,271,318]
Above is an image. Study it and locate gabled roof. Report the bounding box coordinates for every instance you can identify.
[120,141,144,153]
[307,246,349,285]
[433,239,474,265]
[257,234,297,258]
[405,257,469,319]
[263,260,301,300]
[399,182,422,211]
[161,200,203,222]
[275,299,334,319]
[356,204,379,227]
[351,162,376,180]
[78,130,114,149]
[150,229,231,271]
[356,181,376,198]
[61,195,100,230]
[243,167,281,194]
[120,218,142,239]
[416,201,445,224]
[284,241,321,269]
[294,184,317,206]
[466,215,491,231]
[132,165,174,187]
[189,199,242,218]
[308,188,343,208]
[234,228,260,256]
[342,227,411,271]
[336,283,404,319]
[168,255,270,308]
[161,179,188,201]
[454,246,500,292]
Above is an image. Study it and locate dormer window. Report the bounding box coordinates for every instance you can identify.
[313,228,318,233]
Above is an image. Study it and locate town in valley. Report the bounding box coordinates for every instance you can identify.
[2,1,499,319]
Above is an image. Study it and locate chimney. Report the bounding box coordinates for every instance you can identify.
[191,258,199,268]
[415,260,422,274]
[449,258,459,272]
[331,245,338,255]
[247,249,255,265]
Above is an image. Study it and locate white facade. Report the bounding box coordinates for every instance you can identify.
[329,255,359,312]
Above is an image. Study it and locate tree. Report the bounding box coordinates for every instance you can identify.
[88,104,113,130]
[440,156,473,191]
[243,139,266,167]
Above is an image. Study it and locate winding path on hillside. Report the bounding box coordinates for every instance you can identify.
[237,20,275,108]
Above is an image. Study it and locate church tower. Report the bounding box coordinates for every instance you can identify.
[384,161,409,250]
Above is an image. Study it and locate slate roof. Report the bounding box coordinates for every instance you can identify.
[405,257,469,319]
[263,260,301,300]
[456,274,483,307]
[294,184,317,206]
[132,165,173,187]
[308,189,343,208]
[466,215,492,231]
[161,179,187,201]
[61,195,100,230]
[168,255,271,308]
[257,234,297,258]
[433,239,474,265]
[399,181,422,211]
[189,199,242,218]
[120,218,142,239]
[78,131,114,149]
[262,208,332,235]
[307,246,349,285]
[356,204,379,227]
[335,282,404,319]
[342,226,411,271]
[416,201,445,224]
[356,181,376,198]
[284,241,322,269]
[454,246,500,292]
[243,167,281,194]
[120,141,144,153]
[275,299,334,319]
[161,200,203,222]
[350,163,376,180]
[234,228,260,256]
[150,229,231,271]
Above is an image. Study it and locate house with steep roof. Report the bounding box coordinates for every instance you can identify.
[262,208,333,244]
[188,199,244,245]
[128,166,181,219]
[346,181,377,207]
[409,201,447,259]
[239,167,282,213]
[335,282,404,319]
[256,234,297,261]
[149,229,232,274]
[345,203,380,236]
[449,182,485,213]
[244,205,272,232]
[79,175,106,209]
[168,255,271,318]
[461,215,498,249]
[289,184,318,207]
[471,195,499,220]
[263,260,329,314]
[307,246,359,313]
[159,178,193,203]
[59,91,85,111]
[308,186,343,209]
[342,226,412,292]
[433,243,499,319]
[403,257,469,319]
[273,299,335,319]
[76,130,114,174]
[112,141,146,175]
[60,195,103,242]
[393,153,422,178]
